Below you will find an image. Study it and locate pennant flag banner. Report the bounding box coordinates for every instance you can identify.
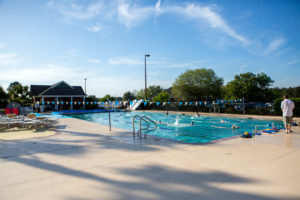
[163,102,167,106]
[130,101,133,106]
[57,102,59,104]
[204,102,207,106]
[79,102,81,105]
[52,102,55,105]
[144,102,147,106]
[150,102,153,105]
[231,100,233,103]
[42,101,44,105]
[66,102,69,104]
[189,102,193,105]
[168,102,171,104]
[61,102,64,105]
[70,102,73,105]
[115,101,119,106]
[86,102,89,104]
[156,102,160,106]
[185,102,188,106]
[179,102,182,106]
[200,102,202,106]
[74,102,77,105]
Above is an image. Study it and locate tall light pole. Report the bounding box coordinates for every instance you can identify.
[84,78,87,94]
[144,54,150,100]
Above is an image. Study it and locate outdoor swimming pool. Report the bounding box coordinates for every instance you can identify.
[68,111,282,143]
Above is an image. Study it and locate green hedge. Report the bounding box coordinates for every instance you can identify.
[274,98,300,117]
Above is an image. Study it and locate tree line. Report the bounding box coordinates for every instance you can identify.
[1,68,299,109]
[122,68,300,102]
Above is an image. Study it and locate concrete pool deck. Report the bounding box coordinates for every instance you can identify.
[1,117,300,200]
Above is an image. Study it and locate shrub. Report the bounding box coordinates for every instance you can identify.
[224,107,235,113]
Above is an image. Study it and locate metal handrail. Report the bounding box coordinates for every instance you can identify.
[133,115,149,138]
[133,115,157,138]
[141,116,157,132]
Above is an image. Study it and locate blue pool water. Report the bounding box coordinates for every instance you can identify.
[67,111,282,143]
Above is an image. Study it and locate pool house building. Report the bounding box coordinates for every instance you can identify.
[30,81,86,110]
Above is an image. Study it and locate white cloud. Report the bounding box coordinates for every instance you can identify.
[86,24,103,32]
[0,63,91,88]
[61,48,79,59]
[166,4,249,45]
[152,60,208,69]
[108,57,142,65]
[87,58,101,64]
[0,43,5,49]
[264,38,285,55]
[117,1,155,29]
[0,53,20,65]
[239,64,247,72]
[48,0,104,21]
[48,1,248,45]
[284,60,300,66]
[155,0,161,15]
[117,1,248,44]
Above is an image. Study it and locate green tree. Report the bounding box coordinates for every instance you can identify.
[86,95,98,102]
[136,89,144,99]
[269,86,300,99]
[85,95,98,110]
[148,85,163,98]
[123,91,136,101]
[136,85,163,100]
[7,81,30,104]
[100,94,115,102]
[171,68,223,101]
[152,91,169,102]
[226,72,274,102]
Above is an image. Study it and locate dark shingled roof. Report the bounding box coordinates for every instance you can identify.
[30,81,86,97]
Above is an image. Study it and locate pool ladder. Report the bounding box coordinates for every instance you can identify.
[133,115,157,138]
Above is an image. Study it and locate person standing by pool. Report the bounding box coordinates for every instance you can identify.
[35,102,39,113]
[281,95,295,134]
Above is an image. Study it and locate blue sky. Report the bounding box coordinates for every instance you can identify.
[0,0,299,97]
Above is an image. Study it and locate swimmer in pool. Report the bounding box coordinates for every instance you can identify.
[191,121,194,125]
[232,125,240,129]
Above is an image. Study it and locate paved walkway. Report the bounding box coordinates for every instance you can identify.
[1,117,300,200]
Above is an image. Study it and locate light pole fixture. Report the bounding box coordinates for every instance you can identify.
[144,54,150,100]
[84,78,87,94]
